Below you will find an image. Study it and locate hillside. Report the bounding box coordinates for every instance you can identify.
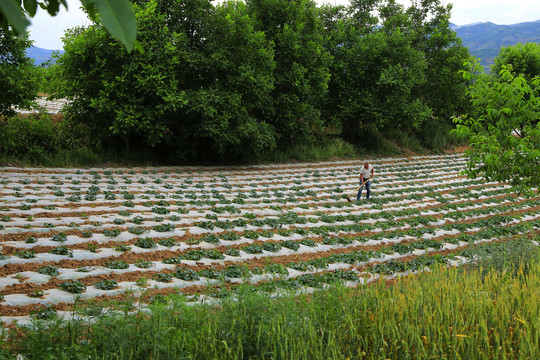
[452,20,540,72]
[26,46,62,65]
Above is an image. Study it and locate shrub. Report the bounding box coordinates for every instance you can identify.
[225,248,241,257]
[15,250,36,259]
[466,237,539,277]
[242,244,263,254]
[0,114,96,165]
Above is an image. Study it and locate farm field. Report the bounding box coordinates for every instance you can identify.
[11,96,68,114]
[0,153,539,325]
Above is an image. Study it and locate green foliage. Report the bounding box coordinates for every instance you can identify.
[264,137,358,162]
[158,238,177,247]
[153,273,172,282]
[52,232,67,242]
[453,60,540,194]
[0,0,136,51]
[94,279,118,291]
[3,263,540,359]
[173,0,278,161]
[0,28,38,116]
[134,259,152,268]
[0,113,98,165]
[58,0,278,162]
[0,115,52,157]
[322,4,424,143]
[35,62,65,95]
[247,0,331,144]
[59,280,86,294]
[463,237,539,277]
[492,42,540,80]
[404,0,470,122]
[106,260,129,269]
[49,246,72,256]
[2,0,472,167]
[59,1,186,149]
[15,250,36,259]
[134,237,156,249]
[321,0,469,151]
[174,268,200,281]
[419,116,465,152]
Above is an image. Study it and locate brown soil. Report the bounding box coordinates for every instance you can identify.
[0,233,529,318]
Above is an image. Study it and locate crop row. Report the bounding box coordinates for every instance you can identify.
[0,154,537,322]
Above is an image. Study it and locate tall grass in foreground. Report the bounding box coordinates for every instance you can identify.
[1,250,539,359]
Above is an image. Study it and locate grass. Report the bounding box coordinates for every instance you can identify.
[263,137,361,163]
[1,240,538,359]
[1,111,465,167]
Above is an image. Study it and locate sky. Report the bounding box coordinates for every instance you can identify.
[28,0,540,50]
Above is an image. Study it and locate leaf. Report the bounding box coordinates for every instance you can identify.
[23,0,38,17]
[0,0,31,34]
[92,0,136,52]
[80,0,97,21]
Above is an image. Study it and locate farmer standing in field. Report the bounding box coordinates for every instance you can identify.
[357,161,375,200]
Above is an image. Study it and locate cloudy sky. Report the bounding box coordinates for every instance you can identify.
[29,0,540,50]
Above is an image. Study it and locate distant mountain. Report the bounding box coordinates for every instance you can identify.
[26,46,63,66]
[452,20,540,72]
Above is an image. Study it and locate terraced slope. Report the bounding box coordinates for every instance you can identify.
[1,154,539,324]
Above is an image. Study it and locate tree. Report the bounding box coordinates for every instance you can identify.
[246,0,331,143]
[59,0,187,149]
[35,61,66,96]
[59,0,277,162]
[0,28,38,116]
[321,1,429,146]
[168,0,277,161]
[320,0,469,150]
[492,42,540,80]
[0,0,136,51]
[403,0,470,122]
[453,60,540,195]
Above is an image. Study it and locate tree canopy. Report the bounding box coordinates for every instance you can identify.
[453,60,540,195]
[321,0,468,149]
[59,0,278,161]
[0,0,472,164]
[0,27,37,116]
[492,42,540,80]
[246,0,331,144]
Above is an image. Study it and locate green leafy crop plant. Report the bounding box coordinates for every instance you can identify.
[94,280,118,291]
[49,246,72,257]
[153,273,173,283]
[105,261,129,270]
[174,268,200,281]
[38,265,59,276]
[59,280,86,294]
[134,237,156,249]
